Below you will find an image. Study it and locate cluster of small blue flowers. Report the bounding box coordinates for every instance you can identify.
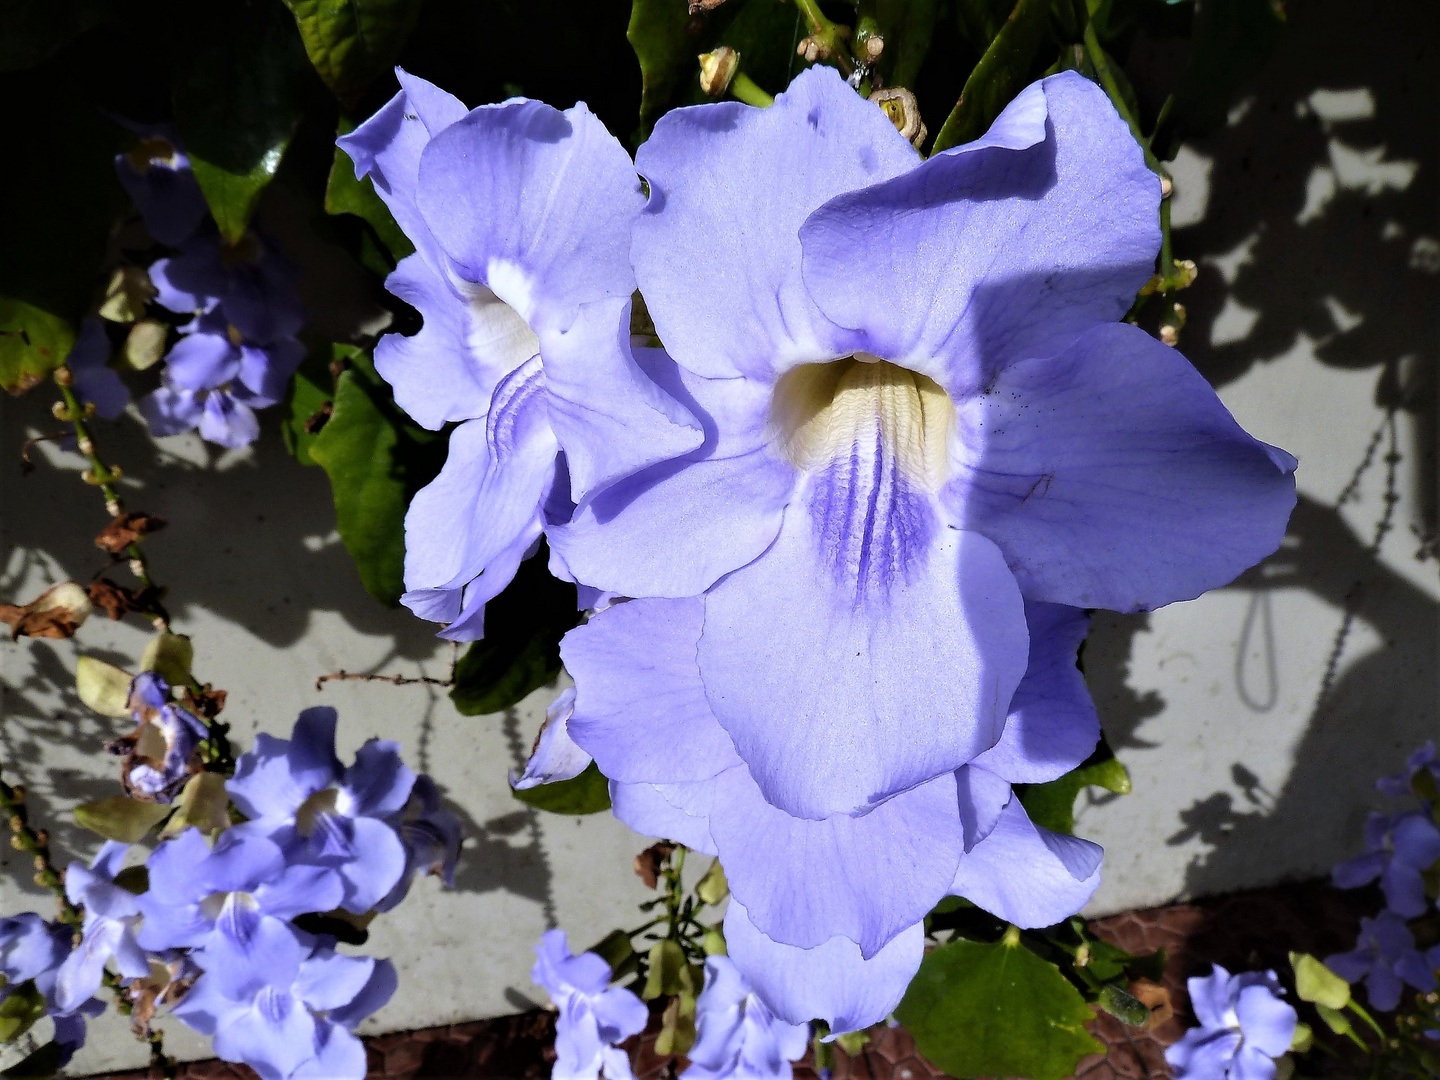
[342,61,1297,1037]
[531,932,807,1080]
[0,913,105,1069]
[7,686,458,1078]
[1165,967,1298,1080]
[1327,743,1440,1011]
[105,130,306,448]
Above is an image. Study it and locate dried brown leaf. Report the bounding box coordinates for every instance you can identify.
[634,841,676,890]
[95,511,166,555]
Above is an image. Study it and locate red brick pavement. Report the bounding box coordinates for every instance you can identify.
[87,878,1375,1080]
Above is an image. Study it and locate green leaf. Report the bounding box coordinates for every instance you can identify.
[327,123,415,263]
[75,656,133,717]
[0,0,114,72]
[0,982,46,1043]
[705,0,803,99]
[589,929,636,975]
[0,300,73,396]
[172,2,308,243]
[309,348,446,606]
[1018,738,1131,835]
[281,346,335,467]
[896,933,1104,1080]
[866,0,942,90]
[1150,0,1284,160]
[449,550,579,715]
[1315,1002,1355,1038]
[0,1038,62,1080]
[161,773,231,838]
[282,0,422,107]
[930,0,1052,155]
[628,0,695,138]
[511,762,612,815]
[1290,952,1351,1010]
[73,796,172,843]
[951,0,1014,53]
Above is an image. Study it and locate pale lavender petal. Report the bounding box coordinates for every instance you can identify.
[955,765,1012,851]
[1235,983,1297,1057]
[164,330,240,390]
[1165,1028,1241,1080]
[608,781,717,854]
[212,988,318,1079]
[294,952,377,1012]
[1186,966,1235,1032]
[513,687,594,789]
[197,390,260,448]
[138,385,205,436]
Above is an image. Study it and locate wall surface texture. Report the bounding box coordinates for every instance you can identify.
[0,0,1435,1073]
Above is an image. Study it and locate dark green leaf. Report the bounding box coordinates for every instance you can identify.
[512,761,612,815]
[172,2,308,243]
[628,0,695,138]
[896,933,1103,1080]
[449,550,579,715]
[309,348,446,606]
[589,929,636,974]
[282,346,336,467]
[950,0,1013,53]
[113,865,149,895]
[1018,737,1131,835]
[706,0,803,99]
[0,301,73,396]
[0,1038,61,1080]
[327,121,415,263]
[0,982,46,1043]
[1097,983,1149,1026]
[930,0,1052,154]
[0,0,114,71]
[282,0,422,107]
[73,796,171,843]
[1150,0,1283,160]
[866,0,942,90]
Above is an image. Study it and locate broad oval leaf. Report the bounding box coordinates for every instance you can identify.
[0,299,73,396]
[283,0,423,108]
[74,795,172,843]
[628,0,695,138]
[511,762,612,816]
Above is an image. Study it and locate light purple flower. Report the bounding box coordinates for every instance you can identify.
[682,955,809,1080]
[1333,809,1440,917]
[136,828,343,1000]
[1165,966,1296,1080]
[1378,742,1440,799]
[110,671,209,803]
[374,774,463,913]
[512,687,591,790]
[66,318,130,420]
[150,232,305,345]
[171,944,396,1080]
[531,929,647,1080]
[563,598,1103,1031]
[0,912,103,1064]
[552,67,1296,828]
[227,707,415,915]
[53,842,150,1013]
[336,70,702,641]
[115,130,209,247]
[1326,910,1440,1012]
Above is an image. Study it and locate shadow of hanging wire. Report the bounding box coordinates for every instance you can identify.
[1314,408,1401,713]
[1235,587,1279,712]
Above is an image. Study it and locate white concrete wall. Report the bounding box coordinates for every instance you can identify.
[1,0,1435,1072]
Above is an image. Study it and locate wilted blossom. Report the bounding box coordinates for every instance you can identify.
[0,912,103,1064]
[1165,966,1296,1080]
[336,69,701,641]
[681,955,808,1080]
[1332,808,1440,917]
[108,671,209,803]
[66,318,130,420]
[53,842,148,1014]
[114,129,209,247]
[1377,742,1440,799]
[512,686,591,791]
[532,929,647,1080]
[136,827,343,1000]
[1326,910,1440,1012]
[227,707,416,914]
[171,941,396,1080]
[549,66,1295,1031]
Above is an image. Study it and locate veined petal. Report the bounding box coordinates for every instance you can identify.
[563,597,743,785]
[608,781,717,855]
[698,497,1027,819]
[163,331,240,391]
[213,987,318,1080]
[798,71,1159,394]
[723,899,923,1034]
[633,65,918,381]
[951,322,1297,612]
[970,602,1099,783]
[415,99,642,330]
[403,360,558,594]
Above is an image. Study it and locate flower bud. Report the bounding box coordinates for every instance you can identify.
[124,319,168,371]
[698,47,740,98]
[870,87,927,149]
[98,266,157,324]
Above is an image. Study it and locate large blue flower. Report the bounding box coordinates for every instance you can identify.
[1165,966,1296,1080]
[227,707,415,914]
[337,70,702,640]
[0,912,103,1064]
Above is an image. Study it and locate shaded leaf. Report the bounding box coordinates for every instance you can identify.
[0,300,72,396]
[172,2,308,243]
[704,0,803,98]
[327,121,415,263]
[449,550,580,715]
[282,0,423,107]
[0,982,46,1044]
[930,0,1052,154]
[308,348,446,606]
[511,761,612,815]
[0,0,114,71]
[867,0,942,90]
[628,0,696,137]
[161,773,230,838]
[74,795,172,842]
[896,933,1103,1080]
[589,929,636,975]
[281,346,336,467]
[1018,737,1131,835]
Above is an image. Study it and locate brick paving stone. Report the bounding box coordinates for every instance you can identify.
[84,878,1375,1080]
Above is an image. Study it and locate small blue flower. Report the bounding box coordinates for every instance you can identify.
[682,955,808,1080]
[1326,910,1440,1012]
[53,842,150,1013]
[1333,809,1440,918]
[110,672,209,803]
[227,707,415,914]
[0,912,104,1065]
[114,129,209,247]
[1165,966,1296,1080]
[65,318,130,420]
[1378,742,1440,799]
[150,232,305,346]
[531,929,647,1080]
